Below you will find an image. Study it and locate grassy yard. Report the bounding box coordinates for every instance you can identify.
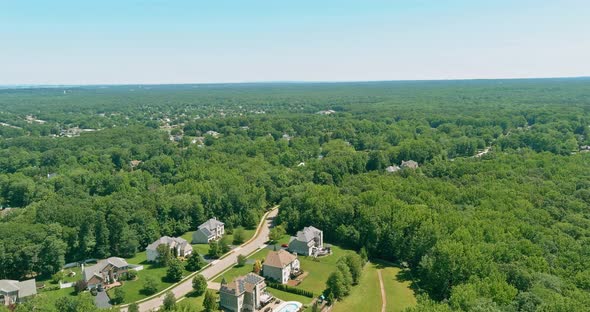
[108,251,194,304]
[333,262,417,312]
[380,265,417,312]
[213,237,354,300]
[177,291,206,311]
[332,263,382,312]
[37,287,78,308]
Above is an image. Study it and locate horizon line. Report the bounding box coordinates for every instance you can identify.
[1,75,589,88]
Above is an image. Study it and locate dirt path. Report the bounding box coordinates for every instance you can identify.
[377,269,386,312]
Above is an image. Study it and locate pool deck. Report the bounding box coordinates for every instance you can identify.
[273,301,303,312]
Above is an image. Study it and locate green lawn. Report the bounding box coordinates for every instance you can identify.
[214,238,354,299]
[268,288,313,305]
[176,291,207,311]
[332,263,382,312]
[380,265,417,312]
[109,252,194,304]
[37,287,78,308]
[333,262,417,312]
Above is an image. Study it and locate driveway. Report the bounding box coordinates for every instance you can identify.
[121,208,278,312]
[95,290,112,309]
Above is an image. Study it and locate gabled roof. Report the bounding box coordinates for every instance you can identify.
[84,257,129,281]
[264,250,297,269]
[401,160,419,169]
[0,279,37,298]
[293,226,322,243]
[198,218,224,232]
[146,236,190,251]
[220,273,265,296]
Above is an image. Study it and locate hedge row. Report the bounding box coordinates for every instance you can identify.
[268,282,314,298]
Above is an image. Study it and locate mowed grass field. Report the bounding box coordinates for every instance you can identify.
[333,262,416,312]
[380,265,417,312]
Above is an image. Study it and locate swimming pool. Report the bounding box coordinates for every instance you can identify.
[273,301,303,312]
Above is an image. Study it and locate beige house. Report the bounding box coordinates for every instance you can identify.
[262,250,300,284]
[193,218,225,244]
[219,273,272,312]
[146,236,193,262]
[83,257,129,289]
[0,279,36,306]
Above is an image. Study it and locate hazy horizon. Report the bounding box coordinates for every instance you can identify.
[2,0,589,85]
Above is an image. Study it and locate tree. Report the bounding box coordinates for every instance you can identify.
[142,276,158,295]
[237,254,247,267]
[163,291,176,311]
[233,226,246,244]
[219,236,231,254]
[192,274,208,296]
[111,287,125,305]
[166,258,184,282]
[359,247,368,264]
[208,241,221,258]
[340,254,363,285]
[52,271,64,283]
[156,244,174,266]
[74,280,87,294]
[253,259,262,274]
[185,253,205,272]
[128,303,139,312]
[203,290,218,312]
[269,225,286,242]
[336,261,353,294]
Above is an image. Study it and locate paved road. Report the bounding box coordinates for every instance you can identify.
[122,208,278,312]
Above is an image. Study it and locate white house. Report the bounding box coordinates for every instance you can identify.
[288,226,324,256]
[262,250,300,284]
[146,236,193,262]
[0,279,36,306]
[192,218,225,244]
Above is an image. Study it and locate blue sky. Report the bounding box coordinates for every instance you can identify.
[1,0,588,84]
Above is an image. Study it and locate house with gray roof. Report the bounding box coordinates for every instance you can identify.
[192,218,225,244]
[0,279,36,306]
[288,226,324,256]
[219,273,271,312]
[401,160,419,169]
[83,257,129,289]
[146,236,193,262]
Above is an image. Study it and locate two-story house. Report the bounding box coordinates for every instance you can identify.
[192,218,225,244]
[0,279,36,306]
[146,236,193,262]
[219,273,271,312]
[262,250,300,284]
[83,257,129,289]
[288,226,323,256]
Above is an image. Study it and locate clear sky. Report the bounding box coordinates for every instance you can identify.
[1,0,589,84]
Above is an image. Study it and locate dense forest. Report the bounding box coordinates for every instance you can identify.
[1,79,590,311]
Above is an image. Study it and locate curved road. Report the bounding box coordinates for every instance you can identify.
[122,208,278,312]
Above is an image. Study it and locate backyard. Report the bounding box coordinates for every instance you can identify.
[213,236,354,305]
[333,261,417,312]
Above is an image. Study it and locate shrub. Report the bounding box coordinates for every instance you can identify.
[237,254,247,267]
[127,270,138,280]
[192,274,208,296]
[267,282,314,298]
[233,226,246,244]
[74,280,88,294]
[142,277,158,295]
[51,271,64,284]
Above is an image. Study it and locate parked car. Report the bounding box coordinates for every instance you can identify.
[281,243,288,248]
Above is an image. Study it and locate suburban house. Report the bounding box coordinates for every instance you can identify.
[288,226,324,256]
[219,273,272,312]
[193,218,225,244]
[262,250,300,284]
[0,279,36,306]
[83,257,129,289]
[146,236,193,262]
[401,160,419,169]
